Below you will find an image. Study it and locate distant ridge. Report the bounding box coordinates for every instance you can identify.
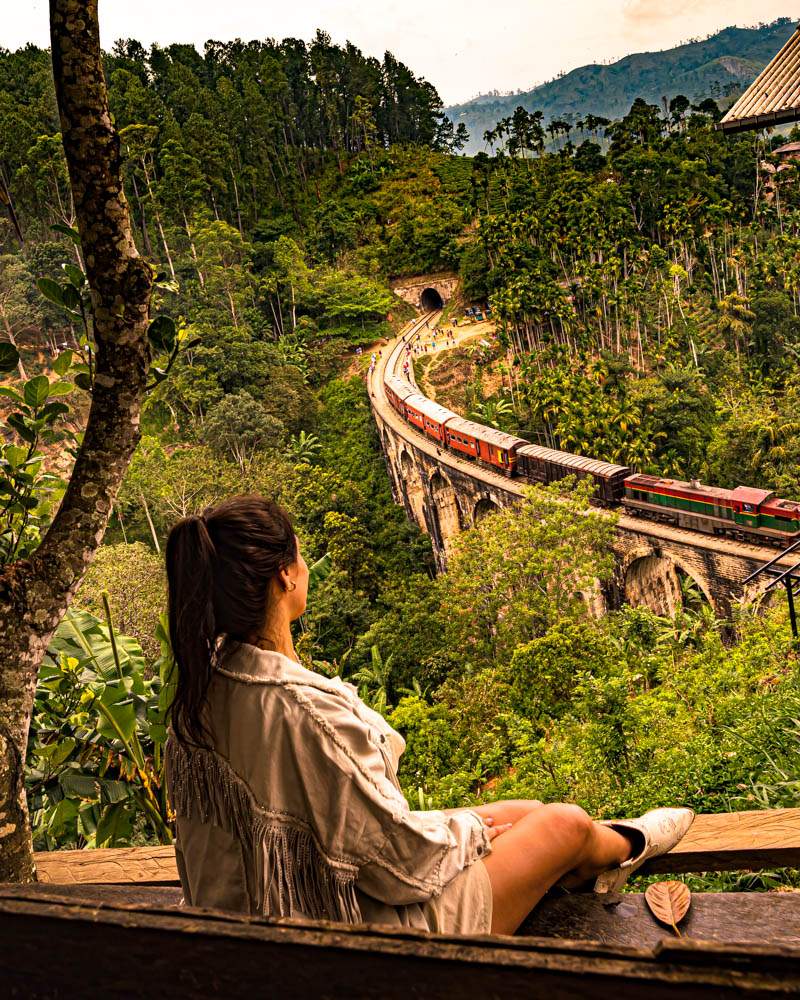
[446,18,797,154]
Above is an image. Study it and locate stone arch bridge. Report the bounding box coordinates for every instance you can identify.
[371,324,793,620]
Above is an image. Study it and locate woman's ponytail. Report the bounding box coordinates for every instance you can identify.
[165,515,217,745]
[164,495,298,745]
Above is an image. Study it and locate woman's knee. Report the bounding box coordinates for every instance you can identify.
[534,803,593,853]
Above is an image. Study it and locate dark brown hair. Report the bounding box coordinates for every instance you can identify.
[165,495,297,744]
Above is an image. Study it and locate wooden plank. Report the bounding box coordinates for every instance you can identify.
[12,883,800,951]
[1,888,799,997]
[33,808,800,887]
[643,807,800,874]
[5,882,184,907]
[521,890,800,948]
[34,844,177,885]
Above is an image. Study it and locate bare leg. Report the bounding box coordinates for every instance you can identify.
[470,799,543,826]
[481,803,632,935]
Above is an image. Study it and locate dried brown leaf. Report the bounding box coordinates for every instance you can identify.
[644,880,691,935]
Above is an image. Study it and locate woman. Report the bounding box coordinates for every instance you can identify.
[165,495,693,935]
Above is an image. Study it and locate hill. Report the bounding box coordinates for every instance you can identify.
[446,18,796,153]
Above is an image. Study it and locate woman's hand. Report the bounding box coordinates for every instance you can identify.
[483,816,513,841]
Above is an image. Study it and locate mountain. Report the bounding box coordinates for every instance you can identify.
[446,18,797,153]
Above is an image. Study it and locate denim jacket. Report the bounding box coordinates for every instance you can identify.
[165,642,491,924]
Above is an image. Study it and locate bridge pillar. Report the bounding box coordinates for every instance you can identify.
[425,470,463,569]
[398,448,426,530]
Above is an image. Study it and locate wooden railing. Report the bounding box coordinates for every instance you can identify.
[31,806,800,885]
[2,807,800,997]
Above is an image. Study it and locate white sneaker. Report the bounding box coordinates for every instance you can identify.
[594,807,695,893]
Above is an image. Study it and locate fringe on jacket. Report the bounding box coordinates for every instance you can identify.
[166,736,362,923]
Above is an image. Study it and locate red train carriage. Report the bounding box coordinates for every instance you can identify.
[516,445,630,506]
[384,373,416,416]
[403,393,457,445]
[444,416,526,476]
[623,474,800,546]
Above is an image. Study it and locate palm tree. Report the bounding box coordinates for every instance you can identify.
[717,292,755,368]
[470,396,514,429]
[352,645,394,713]
[288,430,321,463]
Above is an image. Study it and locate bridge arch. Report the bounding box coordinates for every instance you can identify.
[399,449,425,529]
[473,496,501,524]
[420,287,444,311]
[428,470,462,556]
[623,548,712,617]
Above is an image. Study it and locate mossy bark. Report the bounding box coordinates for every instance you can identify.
[0,0,152,881]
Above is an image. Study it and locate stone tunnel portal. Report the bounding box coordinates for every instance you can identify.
[420,287,444,311]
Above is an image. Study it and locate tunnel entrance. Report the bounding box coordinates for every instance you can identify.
[420,287,444,311]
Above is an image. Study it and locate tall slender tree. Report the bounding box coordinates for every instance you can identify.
[0,0,153,881]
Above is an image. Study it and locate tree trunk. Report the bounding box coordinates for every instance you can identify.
[0,308,28,380]
[0,0,153,882]
[0,164,24,247]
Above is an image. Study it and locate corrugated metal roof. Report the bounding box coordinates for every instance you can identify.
[445,415,527,451]
[719,25,800,133]
[385,373,416,401]
[404,393,458,425]
[518,444,629,479]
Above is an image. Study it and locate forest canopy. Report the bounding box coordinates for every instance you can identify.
[0,20,798,888]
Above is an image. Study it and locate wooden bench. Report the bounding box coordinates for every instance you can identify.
[2,883,800,997]
[3,807,799,996]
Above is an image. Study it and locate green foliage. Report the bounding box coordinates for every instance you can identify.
[446,19,796,154]
[74,543,165,660]
[26,607,174,850]
[441,480,617,669]
[0,364,77,562]
[114,437,292,546]
[387,600,800,825]
[204,391,285,469]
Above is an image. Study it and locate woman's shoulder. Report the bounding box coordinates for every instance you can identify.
[216,641,404,758]
[217,642,407,791]
[217,641,360,706]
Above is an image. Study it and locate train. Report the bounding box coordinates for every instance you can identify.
[383,369,800,548]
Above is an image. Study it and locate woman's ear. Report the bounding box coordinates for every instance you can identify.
[277,565,296,593]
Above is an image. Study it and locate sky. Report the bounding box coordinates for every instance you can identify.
[7,1,798,105]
